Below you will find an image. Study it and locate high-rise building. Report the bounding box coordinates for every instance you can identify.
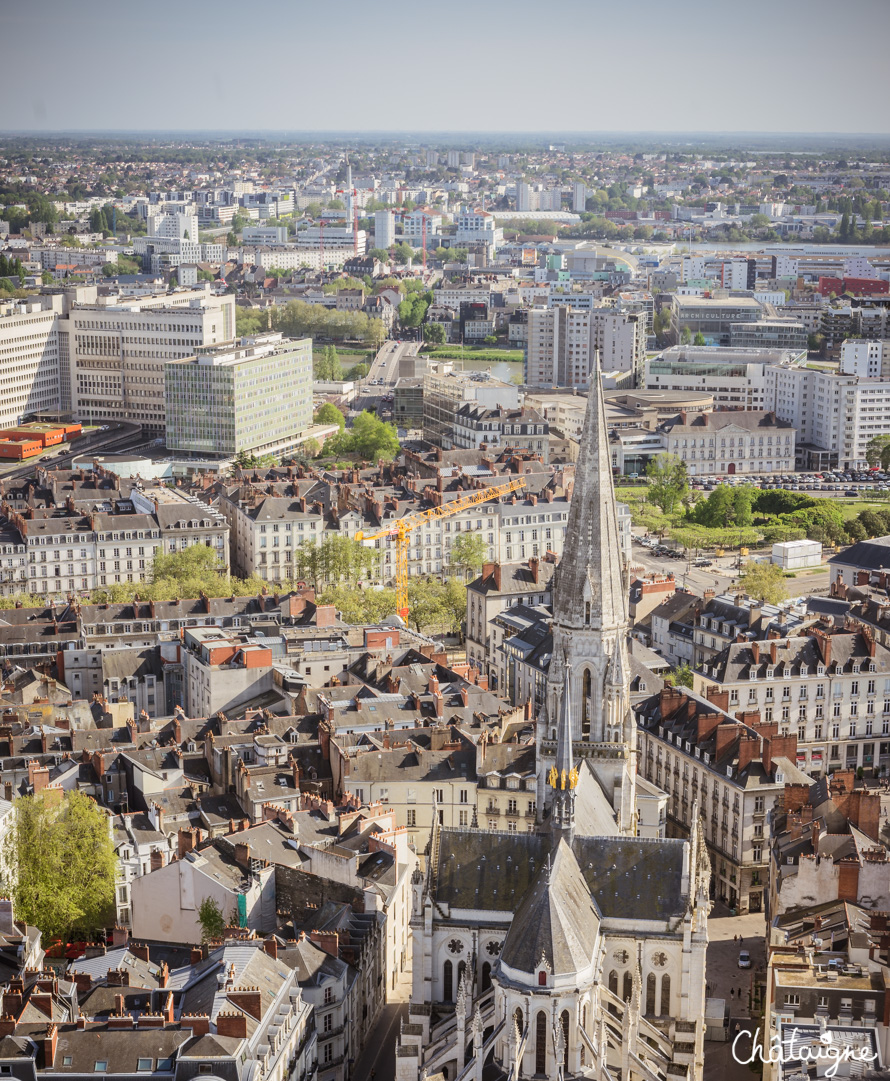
[147,210,199,241]
[516,182,535,213]
[61,287,236,432]
[446,150,460,168]
[374,210,395,251]
[527,305,647,387]
[572,180,587,213]
[0,295,68,427]
[164,332,312,458]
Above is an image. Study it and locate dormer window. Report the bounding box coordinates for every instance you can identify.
[817,665,825,676]
[852,664,860,674]
[538,971,547,986]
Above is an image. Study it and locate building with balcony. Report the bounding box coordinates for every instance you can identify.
[636,683,809,913]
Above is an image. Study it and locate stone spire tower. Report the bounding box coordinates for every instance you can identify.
[538,354,636,831]
[549,666,578,846]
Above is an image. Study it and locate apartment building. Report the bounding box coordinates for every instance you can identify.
[129,486,229,567]
[465,557,555,677]
[374,209,395,249]
[526,304,647,388]
[453,209,503,251]
[658,408,796,476]
[636,683,804,913]
[0,484,229,599]
[451,404,549,458]
[0,505,161,598]
[62,287,236,432]
[182,626,275,716]
[164,332,312,458]
[766,360,890,471]
[694,626,890,776]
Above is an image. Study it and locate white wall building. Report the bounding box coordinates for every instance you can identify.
[0,294,67,426]
[147,210,199,240]
[242,225,288,246]
[374,210,395,250]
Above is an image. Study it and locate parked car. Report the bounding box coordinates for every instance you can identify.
[738,950,751,969]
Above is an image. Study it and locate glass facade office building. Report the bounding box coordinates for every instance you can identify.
[164,334,312,457]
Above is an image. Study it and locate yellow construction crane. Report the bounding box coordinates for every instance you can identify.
[356,476,527,619]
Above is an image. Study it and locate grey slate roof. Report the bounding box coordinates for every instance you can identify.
[433,828,686,920]
[500,838,600,976]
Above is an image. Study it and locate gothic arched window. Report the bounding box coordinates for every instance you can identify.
[561,1010,570,1068]
[443,959,453,1001]
[535,1011,547,1075]
[608,970,618,995]
[623,971,632,1002]
[481,962,491,992]
[660,974,671,1016]
[582,668,592,737]
[646,972,657,1015]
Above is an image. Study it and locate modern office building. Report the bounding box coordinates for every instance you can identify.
[669,294,763,345]
[0,295,68,426]
[646,346,806,412]
[164,332,312,458]
[62,287,236,433]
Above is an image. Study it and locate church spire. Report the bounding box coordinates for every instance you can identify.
[548,666,577,845]
[551,352,627,634]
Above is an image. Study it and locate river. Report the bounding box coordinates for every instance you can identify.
[459,358,524,384]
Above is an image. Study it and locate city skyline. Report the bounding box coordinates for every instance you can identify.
[5,0,890,135]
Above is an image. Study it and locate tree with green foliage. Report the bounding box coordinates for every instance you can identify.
[367,248,390,262]
[440,577,468,639]
[739,560,788,605]
[866,434,890,471]
[392,243,414,265]
[345,362,370,381]
[846,519,867,543]
[197,897,227,943]
[314,345,343,381]
[302,437,321,459]
[680,326,693,345]
[314,402,345,430]
[317,584,397,624]
[653,309,672,341]
[398,290,432,328]
[328,411,400,462]
[449,531,488,579]
[646,453,689,514]
[693,331,706,346]
[664,662,694,689]
[293,535,379,592]
[424,323,446,345]
[405,577,447,634]
[4,791,116,947]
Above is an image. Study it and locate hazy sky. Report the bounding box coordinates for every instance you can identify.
[4,0,889,134]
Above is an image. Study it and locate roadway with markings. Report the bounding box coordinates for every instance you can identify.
[366,340,421,385]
